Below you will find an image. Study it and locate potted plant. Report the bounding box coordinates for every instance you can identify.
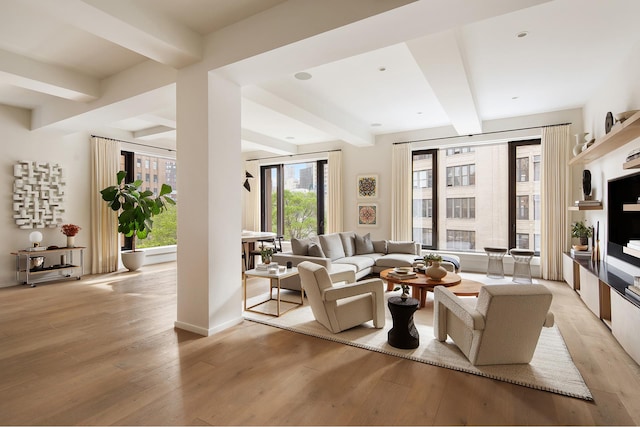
[571,220,593,246]
[100,171,175,271]
[423,253,447,280]
[260,245,274,264]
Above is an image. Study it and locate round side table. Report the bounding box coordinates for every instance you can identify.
[510,249,534,284]
[484,247,507,279]
[388,296,419,349]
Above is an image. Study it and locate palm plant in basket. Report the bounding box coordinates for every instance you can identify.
[100,171,175,270]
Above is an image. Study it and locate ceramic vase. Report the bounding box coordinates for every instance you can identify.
[426,261,447,281]
[66,235,75,248]
[573,133,588,156]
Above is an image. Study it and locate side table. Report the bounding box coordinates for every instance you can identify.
[243,267,301,317]
[388,296,420,349]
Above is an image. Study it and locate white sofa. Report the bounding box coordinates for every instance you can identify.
[272,232,421,291]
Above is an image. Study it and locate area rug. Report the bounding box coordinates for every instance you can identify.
[243,278,593,401]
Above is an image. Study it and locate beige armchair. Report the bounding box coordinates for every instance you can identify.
[297,261,385,333]
[434,284,554,365]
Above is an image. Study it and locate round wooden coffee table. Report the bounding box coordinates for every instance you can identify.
[381,269,483,308]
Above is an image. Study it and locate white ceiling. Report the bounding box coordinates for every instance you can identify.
[1,0,640,155]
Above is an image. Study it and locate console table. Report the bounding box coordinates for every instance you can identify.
[563,252,640,365]
[12,247,85,287]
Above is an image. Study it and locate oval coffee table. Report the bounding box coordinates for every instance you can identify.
[381,269,483,308]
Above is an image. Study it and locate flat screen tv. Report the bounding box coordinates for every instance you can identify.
[608,171,640,268]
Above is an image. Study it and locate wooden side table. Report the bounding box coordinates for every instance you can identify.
[387,296,419,349]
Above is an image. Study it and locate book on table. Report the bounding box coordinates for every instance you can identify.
[387,271,417,279]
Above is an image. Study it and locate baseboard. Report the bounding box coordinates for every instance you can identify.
[174,316,243,337]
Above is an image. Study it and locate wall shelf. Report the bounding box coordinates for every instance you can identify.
[623,203,640,211]
[623,157,640,169]
[569,110,640,165]
[568,205,603,211]
[623,246,640,258]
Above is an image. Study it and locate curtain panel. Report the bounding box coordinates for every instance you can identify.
[391,143,412,241]
[90,136,120,273]
[540,125,571,280]
[327,151,343,234]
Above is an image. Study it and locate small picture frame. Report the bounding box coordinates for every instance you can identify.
[357,174,378,199]
[358,203,378,226]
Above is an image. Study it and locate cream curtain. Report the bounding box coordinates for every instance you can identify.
[243,160,261,231]
[90,136,120,273]
[540,125,571,280]
[391,143,412,241]
[327,150,343,233]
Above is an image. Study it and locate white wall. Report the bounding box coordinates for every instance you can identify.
[577,42,640,276]
[1,105,92,287]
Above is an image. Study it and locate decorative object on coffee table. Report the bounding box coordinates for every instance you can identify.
[388,296,419,349]
[424,253,446,280]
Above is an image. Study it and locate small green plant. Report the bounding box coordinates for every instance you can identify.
[424,253,442,263]
[260,245,274,261]
[571,220,593,239]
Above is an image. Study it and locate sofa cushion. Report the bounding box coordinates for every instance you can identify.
[387,240,416,254]
[355,233,374,254]
[375,253,419,268]
[308,242,326,258]
[319,233,346,261]
[291,237,317,255]
[340,232,356,257]
[372,240,387,254]
[334,255,376,271]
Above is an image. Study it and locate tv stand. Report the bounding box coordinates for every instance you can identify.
[563,253,640,366]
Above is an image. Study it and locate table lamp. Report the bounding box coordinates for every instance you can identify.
[29,231,43,249]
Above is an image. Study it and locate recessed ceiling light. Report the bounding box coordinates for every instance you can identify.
[516,31,528,38]
[417,111,423,115]
[294,72,312,80]
[286,136,295,140]
[371,123,382,127]
[378,67,386,72]
[512,96,519,100]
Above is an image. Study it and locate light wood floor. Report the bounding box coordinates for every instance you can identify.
[1,262,639,426]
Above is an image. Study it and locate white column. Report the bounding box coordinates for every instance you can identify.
[175,65,243,335]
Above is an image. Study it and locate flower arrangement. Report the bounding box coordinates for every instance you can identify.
[60,224,81,237]
[423,253,442,263]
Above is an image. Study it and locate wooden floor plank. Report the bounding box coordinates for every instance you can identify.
[0,262,638,425]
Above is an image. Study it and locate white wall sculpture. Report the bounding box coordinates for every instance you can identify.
[13,161,65,229]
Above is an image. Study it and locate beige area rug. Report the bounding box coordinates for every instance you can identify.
[243,274,593,401]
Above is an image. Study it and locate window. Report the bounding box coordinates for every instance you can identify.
[153,161,157,170]
[413,169,432,188]
[120,151,177,250]
[153,174,158,183]
[516,157,529,182]
[446,164,475,187]
[413,199,432,218]
[412,150,437,249]
[145,173,150,182]
[446,230,475,250]
[145,159,150,168]
[260,160,327,240]
[412,138,540,254]
[517,195,529,219]
[516,233,530,249]
[446,197,475,219]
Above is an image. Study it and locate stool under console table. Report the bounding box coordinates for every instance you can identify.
[12,247,85,287]
[563,252,640,365]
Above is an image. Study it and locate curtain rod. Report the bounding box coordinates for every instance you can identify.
[248,148,341,162]
[393,122,572,145]
[91,134,177,153]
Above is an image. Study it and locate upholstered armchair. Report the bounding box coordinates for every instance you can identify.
[297,261,385,333]
[434,284,554,365]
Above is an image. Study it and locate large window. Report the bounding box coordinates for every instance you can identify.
[120,151,178,250]
[412,139,540,254]
[260,160,327,240]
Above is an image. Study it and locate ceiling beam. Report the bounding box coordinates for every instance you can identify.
[25,0,202,68]
[133,125,175,140]
[241,129,298,155]
[243,86,373,147]
[0,49,99,102]
[407,30,482,135]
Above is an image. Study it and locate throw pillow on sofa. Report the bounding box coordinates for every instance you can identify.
[291,237,318,255]
[319,233,346,261]
[387,240,415,254]
[339,232,356,257]
[308,242,326,258]
[355,233,375,254]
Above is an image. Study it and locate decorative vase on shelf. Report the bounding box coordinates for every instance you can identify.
[573,132,589,156]
[426,261,447,281]
[66,235,75,248]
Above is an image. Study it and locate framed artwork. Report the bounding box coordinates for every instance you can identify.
[13,161,65,229]
[357,203,378,226]
[357,174,378,199]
